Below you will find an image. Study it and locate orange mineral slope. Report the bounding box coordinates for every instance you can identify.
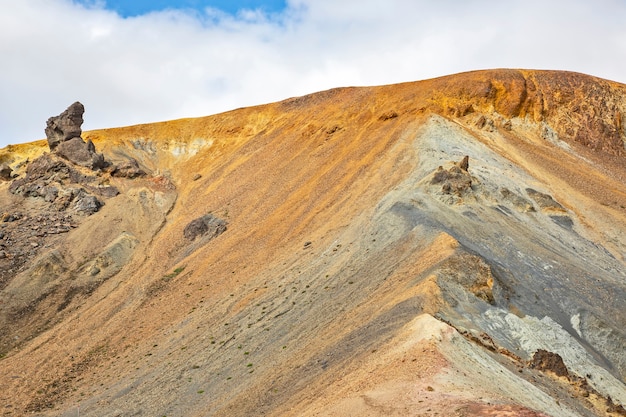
[0,69,625,417]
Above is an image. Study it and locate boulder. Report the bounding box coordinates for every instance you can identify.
[0,163,12,180]
[183,214,227,241]
[72,190,103,215]
[45,102,84,151]
[529,349,569,377]
[55,137,106,170]
[111,158,146,178]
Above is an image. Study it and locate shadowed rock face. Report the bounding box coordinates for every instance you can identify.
[1,69,626,417]
[0,163,11,181]
[55,137,106,170]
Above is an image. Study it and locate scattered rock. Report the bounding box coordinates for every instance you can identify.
[192,174,202,181]
[111,158,146,178]
[378,111,398,121]
[325,125,341,135]
[0,163,12,181]
[183,214,227,241]
[525,188,565,211]
[45,102,85,151]
[72,190,103,215]
[475,115,495,131]
[2,213,21,223]
[500,188,535,212]
[529,349,569,377]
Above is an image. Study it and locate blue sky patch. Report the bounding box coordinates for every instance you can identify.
[81,0,287,17]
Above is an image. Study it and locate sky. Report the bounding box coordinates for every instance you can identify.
[1,0,626,147]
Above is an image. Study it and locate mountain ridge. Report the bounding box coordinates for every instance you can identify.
[1,69,625,416]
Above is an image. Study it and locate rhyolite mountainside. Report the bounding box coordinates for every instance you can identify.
[1,69,626,417]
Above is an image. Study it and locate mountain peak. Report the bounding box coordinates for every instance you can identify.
[1,69,625,416]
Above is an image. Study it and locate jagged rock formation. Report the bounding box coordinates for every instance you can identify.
[45,101,84,150]
[430,155,473,197]
[0,103,169,365]
[45,101,106,169]
[1,69,626,417]
[8,153,108,214]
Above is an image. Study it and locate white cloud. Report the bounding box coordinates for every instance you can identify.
[1,0,625,147]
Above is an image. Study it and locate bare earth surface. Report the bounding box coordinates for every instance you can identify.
[1,69,626,416]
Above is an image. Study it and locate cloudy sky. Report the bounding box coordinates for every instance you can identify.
[1,0,626,147]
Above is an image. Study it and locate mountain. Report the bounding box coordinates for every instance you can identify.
[1,69,625,416]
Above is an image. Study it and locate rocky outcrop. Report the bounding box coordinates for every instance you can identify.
[430,156,473,196]
[0,163,12,181]
[8,153,107,215]
[429,69,626,156]
[55,137,106,170]
[45,102,106,170]
[110,158,146,178]
[45,101,84,151]
[529,349,570,377]
[183,214,227,241]
[525,188,565,212]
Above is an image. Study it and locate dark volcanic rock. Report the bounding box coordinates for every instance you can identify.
[45,102,84,151]
[44,102,106,170]
[0,163,12,180]
[183,214,227,241]
[73,191,103,215]
[111,158,146,178]
[8,154,104,215]
[529,349,570,377]
[56,137,106,170]
[9,154,91,197]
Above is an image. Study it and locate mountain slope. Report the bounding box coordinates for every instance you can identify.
[1,69,625,416]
